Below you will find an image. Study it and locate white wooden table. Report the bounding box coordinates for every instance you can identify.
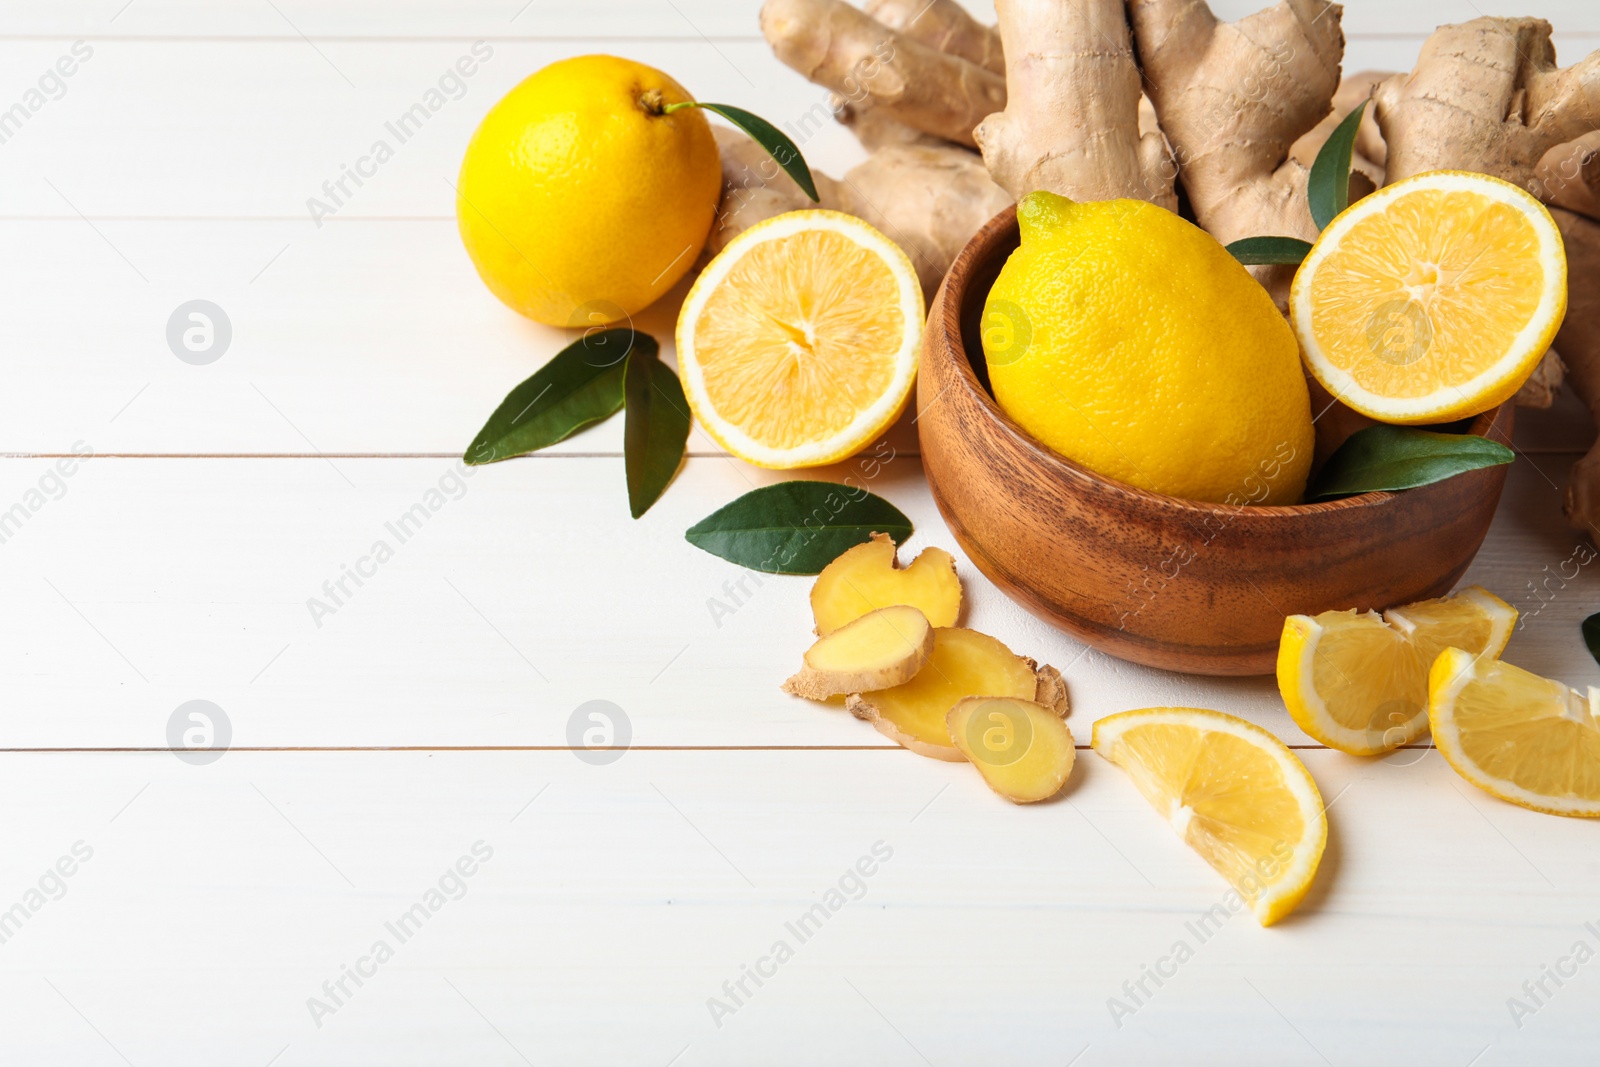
[4,2,1600,1063]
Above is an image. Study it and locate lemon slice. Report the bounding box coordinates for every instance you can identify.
[1278,586,1516,755]
[1290,170,1566,424]
[1092,708,1327,926]
[1429,650,1600,818]
[676,209,923,468]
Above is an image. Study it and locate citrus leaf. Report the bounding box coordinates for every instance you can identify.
[1307,426,1513,501]
[685,482,912,574]
[666,101,818,201]
[1309,101,1367,231]
[623,345,691,519]
[464,328,643,465]
[1583,613,1600,668]
[1225,236,1314,266]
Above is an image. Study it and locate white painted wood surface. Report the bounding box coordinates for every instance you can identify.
[3,2,1600,1064]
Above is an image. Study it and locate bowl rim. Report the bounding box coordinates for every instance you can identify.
[928,201,1512,520]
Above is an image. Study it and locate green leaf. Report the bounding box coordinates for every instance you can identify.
[666,101,818,202]
[623,345,691,518]
[1307,426,1514,501]
[685,482,913,574]
[1309,101,1367,231]
[1583,613,1600,668]
[464,328,644,465]
[1225,236,1314,266]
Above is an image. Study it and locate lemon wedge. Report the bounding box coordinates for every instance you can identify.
[1277,586,1515,755]
[676,209,923,468]
[1290,170,1566,423]
[1429,650,1600,818]
[1092,708,1327,926]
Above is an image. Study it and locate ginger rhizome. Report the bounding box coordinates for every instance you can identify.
[782,604,933,700]
[811,532,961,634]
[947,696,1076,803]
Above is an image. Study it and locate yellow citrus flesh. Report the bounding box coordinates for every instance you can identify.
[1291,170,1566,424]
[984,192,1313,505]
[677,210,923,468]
[1277,586,1516,755]
[1429,650,1600,817]
[456,54,720,326]
[1092,708,1327,926]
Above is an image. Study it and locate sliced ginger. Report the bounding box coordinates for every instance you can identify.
[782,605,933,701]
[847,627,1066,760]
[811,532,961,635]
[947,696,1075,803]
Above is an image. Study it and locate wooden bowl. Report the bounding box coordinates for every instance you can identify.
[917,205,1514,676]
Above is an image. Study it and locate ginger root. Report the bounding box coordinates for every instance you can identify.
[760,0,1004,147]
[782,605,934,701]
[1131,0,1343,246]
[975,0,1175,208]
[811,532,961,635]
[947,696,1075,803]
[865,0,1003,76]
[1373,19,1600,189]
[846,627,1063,761]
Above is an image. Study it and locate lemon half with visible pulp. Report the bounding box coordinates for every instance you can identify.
[676,210,923,469]
[1290,170,1566,424]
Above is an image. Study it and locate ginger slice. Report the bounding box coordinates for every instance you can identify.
[947,697,1076,803]
[846,627,1059,761]
[782,605,933,701]
[811,532,962,635]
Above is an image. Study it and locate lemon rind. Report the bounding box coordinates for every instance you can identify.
[1289,170,1567,425]
[675,209,924,469]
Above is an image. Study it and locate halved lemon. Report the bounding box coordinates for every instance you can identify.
[1278,586,1516,755]
[1092,708,1327,926]
[1429,649,1600,817]
[1290,170,1566,424]
[676,209,923,468]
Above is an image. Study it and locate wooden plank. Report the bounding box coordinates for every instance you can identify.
[0,747,1595,1064]
[0,452,1590,749]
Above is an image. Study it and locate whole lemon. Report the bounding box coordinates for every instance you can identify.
[983,192,1314,505]
[457,55,720,327]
